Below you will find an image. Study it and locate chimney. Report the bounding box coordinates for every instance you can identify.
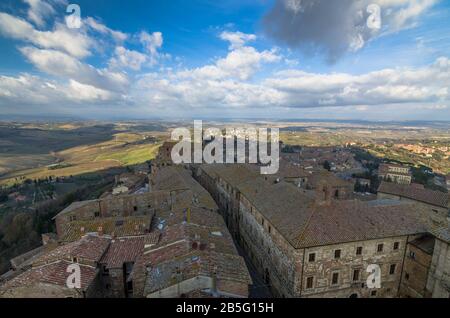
[316,185,331,206]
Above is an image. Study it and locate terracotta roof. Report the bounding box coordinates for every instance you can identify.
[276,162,310,179]
[0,260,97,291]
[154,206,228,230]
[237,178,317,247]
[132,217,250,296]
[238,177,429,248]
[378,181,448,208]
[59,216,152,242]
[56,200,98,217]
[200,164,259,187]
[305,169,353,188]
[33,235,110,266]
[100,236,146,269]
[430,226,450,244]
[144,251,251,295]
[152,166,217,210]
[294,200,428,248]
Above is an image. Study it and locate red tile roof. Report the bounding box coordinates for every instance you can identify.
[378,181,448,208]
[294,200,428,248]
[34,235,110,266]
[1,260,97,291]
[100,236,146,269]
[238,177,429,248]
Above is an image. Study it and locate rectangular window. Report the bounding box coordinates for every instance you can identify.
[306,277,314,289]
[389,264,396,275]
[308,253,316,262]
[353,269,360,282]
[332,272,339,285]
[377,243,384,252]
[334,249,341,259]
[393,242,399,250]
[405,272,410,280]
[356,246,363,255]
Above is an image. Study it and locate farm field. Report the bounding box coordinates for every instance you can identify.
[0,122,168,186]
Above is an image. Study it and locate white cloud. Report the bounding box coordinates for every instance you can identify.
[131,56,450,113]
[19,46,129,92]
[66,80,117,101]
[176,32,281,81]
[219,31,256,49]
[23,0,58,27]
[85,17,128,42]
[0,74,118,109]
[375,0,437,31]
[109,46,148,71]
[0,12,93,58]
[139,31,164,65]
[0,0,447,120]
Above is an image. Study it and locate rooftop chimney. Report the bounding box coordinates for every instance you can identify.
[316,185,332,206]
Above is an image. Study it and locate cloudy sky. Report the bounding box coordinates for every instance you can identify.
[0,0,449,120]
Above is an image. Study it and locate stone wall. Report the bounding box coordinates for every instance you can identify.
[426,238,450,298]
[301,237,408,298]
[399,240,433,298]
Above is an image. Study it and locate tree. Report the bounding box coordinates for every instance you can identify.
[0,192,8,203]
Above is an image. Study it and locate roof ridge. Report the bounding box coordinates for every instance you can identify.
[294,201,319,247]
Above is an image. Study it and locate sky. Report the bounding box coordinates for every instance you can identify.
[0,0,449,121]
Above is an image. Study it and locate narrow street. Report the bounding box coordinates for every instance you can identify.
[235,243,273,298]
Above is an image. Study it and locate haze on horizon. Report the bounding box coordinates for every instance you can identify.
[0,0,450,121]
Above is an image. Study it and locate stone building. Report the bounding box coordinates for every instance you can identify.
[53,191,171,242]
[399,235,435,298]
[302,169,354,200]
[378,163,412,184]
[132,166,252,298]
[426,226,450,298]
[0,235,109,298]
[237,180,427,298]
[1,163,251,298]
[193,164,450,298]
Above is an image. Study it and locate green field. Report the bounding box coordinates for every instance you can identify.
[95,143,161,166]
[0,122,168,186]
